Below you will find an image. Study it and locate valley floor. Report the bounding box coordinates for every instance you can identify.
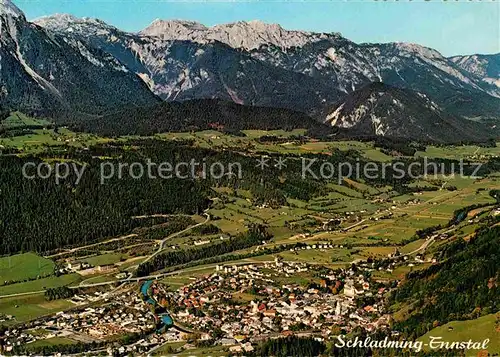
[0,124,499,356]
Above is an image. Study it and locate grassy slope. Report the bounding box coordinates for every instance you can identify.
[0,253,55,282]
[1,112,51,128]
[418,313,499,355]
[0,274,82,296]
[0,293,74,323]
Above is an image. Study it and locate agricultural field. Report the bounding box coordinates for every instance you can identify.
[205,166,499,256]
[161,266,224,290]
[151,342,187,356]
[76,253,129,267]
[28,337,78,348]
[371,263,431,281]
[241,129,307,138]
[417,144,500,161]
[0,125,111,153]
[79,274,118,286]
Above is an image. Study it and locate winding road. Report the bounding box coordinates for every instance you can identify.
[45,234,138,259]
[143,213,211,264]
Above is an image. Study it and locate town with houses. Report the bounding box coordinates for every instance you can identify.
[166,259,393,340]
[0,253,435,355]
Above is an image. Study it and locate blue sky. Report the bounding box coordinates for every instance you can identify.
[15,0,499,56]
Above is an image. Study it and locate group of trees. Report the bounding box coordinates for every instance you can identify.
[0,144,210,255]
[6,341,104,356]
[253,336,326,357]
[190,223,221,235]
[490,189,500,203]
[134,216,195,240]
[251,334,469,357]
[373,137,425,156]
[0,107,9,121]
[45,286,75,301]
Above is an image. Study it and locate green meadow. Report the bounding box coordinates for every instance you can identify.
[0,253,55,283]
[0,274,82,296]
[418,314,499,355]
[0,293,74,323]
[1,112,51,128]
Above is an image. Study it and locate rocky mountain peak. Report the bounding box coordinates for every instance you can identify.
[214,19,285,33]
[140,19,332,50]
[146,19,208,31]
[450,53,500,88]
[33,13,118,36]
[0,0,24,19]
[394,42,443,59]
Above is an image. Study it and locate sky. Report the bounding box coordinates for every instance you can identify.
[14,0,500,57]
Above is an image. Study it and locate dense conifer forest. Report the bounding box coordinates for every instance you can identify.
[71,99,331,136]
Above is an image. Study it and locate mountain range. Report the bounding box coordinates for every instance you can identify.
[0,1,159,118]
[1,0,499,142]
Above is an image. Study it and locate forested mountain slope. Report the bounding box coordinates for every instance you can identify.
[391,224,500,338]
[72,99,332,136]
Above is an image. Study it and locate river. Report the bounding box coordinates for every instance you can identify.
[140,280,173,331]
